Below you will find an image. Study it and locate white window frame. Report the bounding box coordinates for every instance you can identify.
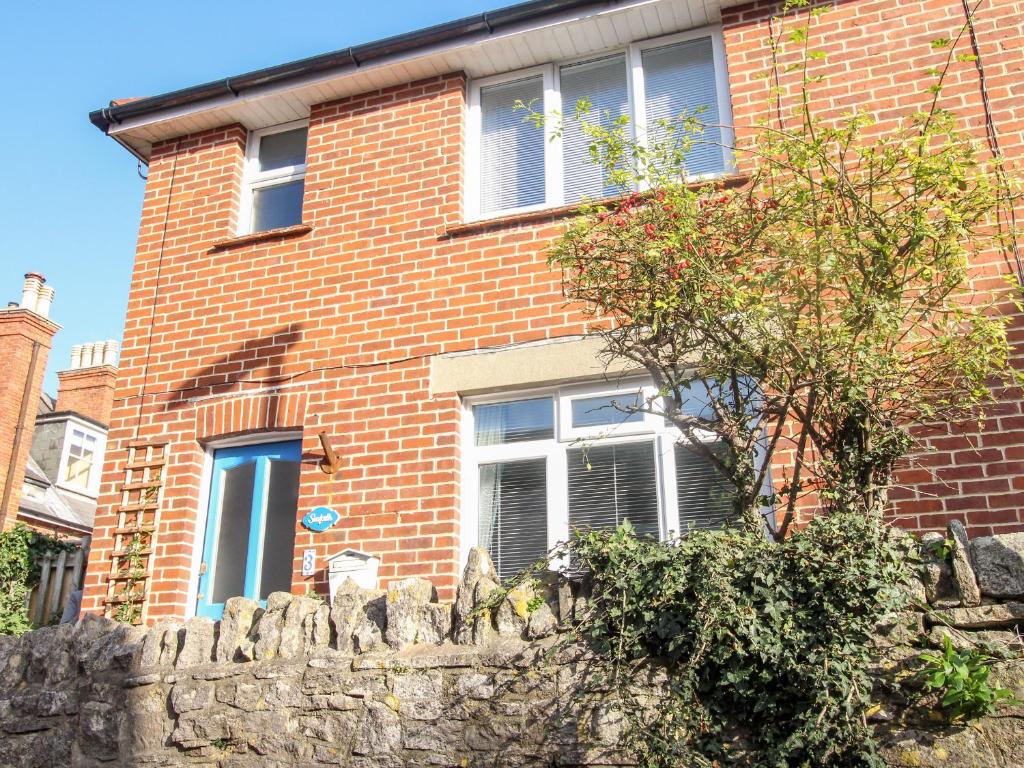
[465,25,735,221]
[56,420,106,497]
[238,119,309,236]
[460,377,737,571]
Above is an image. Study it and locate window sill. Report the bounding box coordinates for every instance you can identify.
[445,174,749,238]
[209,224,313,252]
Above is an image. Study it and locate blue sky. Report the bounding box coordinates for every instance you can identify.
[0,1,493,392]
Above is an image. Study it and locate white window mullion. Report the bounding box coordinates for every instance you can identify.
[709,30,736,174]
[547,436,569,569]
[627,41,649,191]
[659,433,681,539]
[543,64,563,208]
[464,88,483,222]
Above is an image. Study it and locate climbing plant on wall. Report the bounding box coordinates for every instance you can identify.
[0,524,78,635]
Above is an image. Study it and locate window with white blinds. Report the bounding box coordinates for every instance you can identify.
[467,29,732,219]
[642,37,723,178]
[560,55,631,205]
[568,441,660,538]
[464,379,757,581]
[479,77,547,214]
[478,459,549,580]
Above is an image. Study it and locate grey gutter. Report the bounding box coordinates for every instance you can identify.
[89,0,614,137]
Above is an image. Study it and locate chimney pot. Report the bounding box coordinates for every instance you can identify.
[20,275,42,312]
[81,343,95,368]
[34,286,55,319]
[70,344,83,370]
[102,340,119,367]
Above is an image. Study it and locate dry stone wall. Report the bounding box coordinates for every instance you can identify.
[0,544,1022,768]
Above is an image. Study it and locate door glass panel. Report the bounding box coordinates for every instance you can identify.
[478,458,548,580]
[259,459,301,599]
[210,460,256,604]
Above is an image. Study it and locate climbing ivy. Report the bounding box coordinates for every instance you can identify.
[493,515,913,767]
[0,524,78,635]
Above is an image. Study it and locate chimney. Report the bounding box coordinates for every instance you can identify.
[55,338,119,427]
[0,273,60,529]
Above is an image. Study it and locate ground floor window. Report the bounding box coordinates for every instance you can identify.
[196,440,301,619]
[463,380,740,580]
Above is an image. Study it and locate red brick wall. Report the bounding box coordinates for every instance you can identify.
[0,309,58,529]
[722,0,1024,537]
[82,0,1024,622]
[81,76,590,621]
[55,367,117,426]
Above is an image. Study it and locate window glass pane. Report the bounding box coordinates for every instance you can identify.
[474,398,553,446]
[568,441,659,538]
[64,429,96,487]
[560,55,630,204]
[257,127,308,172]
[479,76,546,213]
[259,459,301,599]
[674,442,735,533]
[642,37,724,176]
[211,461,256,604]
[571,391,644,428]
[252,180,304,233]
[479,459,548,580]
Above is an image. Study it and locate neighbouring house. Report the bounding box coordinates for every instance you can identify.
[80,0,1024,625]
[0,273,118,538]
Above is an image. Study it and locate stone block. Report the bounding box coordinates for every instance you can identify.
[935,601,1024,630]
[352,700,402,756]
[176,616,216,668]
[385,578,436,651]
[216,597,261,662]
[947,521,981,607]
[971,532,1024,599]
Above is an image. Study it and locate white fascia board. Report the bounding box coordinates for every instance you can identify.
[108,0,704,153]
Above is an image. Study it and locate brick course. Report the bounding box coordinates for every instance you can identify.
[55,366,117,427]
[82,0,1024,622]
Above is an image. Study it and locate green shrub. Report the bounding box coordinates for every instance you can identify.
[0,524,81,635]
[0,525,34,636]
[497,514,913,767]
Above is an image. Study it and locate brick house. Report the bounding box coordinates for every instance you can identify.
[81,0,1024,624]
[0,274,118,538]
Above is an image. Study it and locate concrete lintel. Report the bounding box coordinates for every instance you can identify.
[429,335,645,396]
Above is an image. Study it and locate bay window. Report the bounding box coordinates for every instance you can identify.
[466,28,733,220]
[462,380,743,580]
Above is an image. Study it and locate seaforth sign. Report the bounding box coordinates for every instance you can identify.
[302,506,340,532]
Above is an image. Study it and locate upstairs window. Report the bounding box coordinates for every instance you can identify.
[466,29,733,220]
[59,425,104,495]
[240,121,308,234]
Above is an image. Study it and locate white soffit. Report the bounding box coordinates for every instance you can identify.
[110,0,740,159]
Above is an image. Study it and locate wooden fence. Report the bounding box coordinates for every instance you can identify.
[27,536,90,627]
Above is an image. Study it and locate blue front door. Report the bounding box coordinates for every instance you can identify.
[196,440,302,619]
